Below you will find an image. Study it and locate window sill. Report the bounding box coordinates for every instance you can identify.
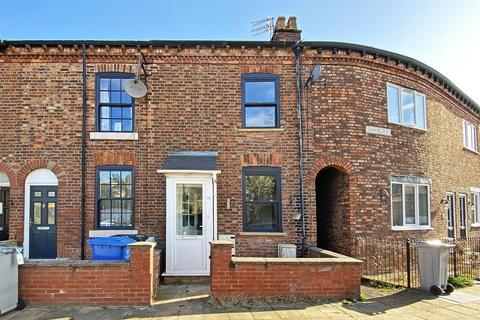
[463,147,479,155]
[471,224,480,228]
[89,229,138,238]
[237,128,285,133]
[388,121,428,132]
[392,226,433,231]
[90,132,138,140]
[239,232,287,236]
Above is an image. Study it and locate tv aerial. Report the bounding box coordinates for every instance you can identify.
[124,53,148,98]
[251,17,274,39]
[305,65,327,88]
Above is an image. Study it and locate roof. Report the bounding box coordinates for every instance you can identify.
[161,152,218,171]
[1,39,478,115]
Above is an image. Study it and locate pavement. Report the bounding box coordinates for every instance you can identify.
[3,283,480,320]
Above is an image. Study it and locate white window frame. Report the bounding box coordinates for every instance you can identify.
[463,120,478,153]
[391,181,431,230]
[472,190,480,227]
[387,83,427,130]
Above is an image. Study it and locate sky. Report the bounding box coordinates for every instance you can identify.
[1,0,479,104]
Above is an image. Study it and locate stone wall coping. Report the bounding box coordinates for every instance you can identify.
[23,259,129,267]
[128,241,157,248]
[210,240,234,246]
[231,256,362,265]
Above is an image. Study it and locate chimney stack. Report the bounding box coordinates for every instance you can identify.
[271,16,301,42]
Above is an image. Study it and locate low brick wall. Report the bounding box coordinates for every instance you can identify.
[210,241,363,299]
[19,242,159,306]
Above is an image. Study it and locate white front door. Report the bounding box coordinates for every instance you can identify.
[166,176,213,275]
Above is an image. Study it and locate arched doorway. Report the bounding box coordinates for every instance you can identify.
[0,171,10,240]
[315,166,350,255]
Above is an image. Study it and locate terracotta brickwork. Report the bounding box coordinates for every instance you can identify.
[210,241,362,298]
[0,37,479,260]
[18,242,159,306]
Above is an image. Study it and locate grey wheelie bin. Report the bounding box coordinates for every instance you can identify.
[0,243,23,315]
[417,240,455,295]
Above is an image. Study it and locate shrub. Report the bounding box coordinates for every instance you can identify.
[448,275,474,288]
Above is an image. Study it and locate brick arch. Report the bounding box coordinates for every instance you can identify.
[0,161,18,188]
[17,160,67,187]
[305,156,355,187]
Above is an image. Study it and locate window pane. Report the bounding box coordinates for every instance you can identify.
[121,171,132,184]
[111,107,122,118]
[100,119,110,131]
[405,186,416,224]
[245,106,276,128]
[100,91,110,103]
[122,199,133,213]
[111,91,121,103]
[245,81,276,103]
[112,119,122,131]
[121,184,132,198]
[111,79,121,91]
[99,171,110,184]
[111,171,121,184]
[100,106,110,118]
[47,202,55,225]
[474,193,480,223]
[387,85,400,123]
[246,203,278,230]
[121,92,132,104]
[122,107,132,119]
[246,175,276,201]
[402,90,416,125]
[112,200,121,226]
[100,184,110,198]
[99,200,111,227]
[100,78,110,90]
[415,94,426,129]
[418,186,429,226]
[33,202,42,224]
[122,120,132,132]
[176,184,203,236]
[111,184,121,198]
[122,213,133,227]
[100,214,111,227]
[392,184,403,227]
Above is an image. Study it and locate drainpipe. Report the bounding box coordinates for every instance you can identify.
[293,44,306,257]
[81,44,87,260]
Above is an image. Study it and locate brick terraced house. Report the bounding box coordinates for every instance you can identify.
[0,16,479,277]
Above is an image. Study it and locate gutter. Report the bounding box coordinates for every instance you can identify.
[80,44,87,259]
[293,44,307,257]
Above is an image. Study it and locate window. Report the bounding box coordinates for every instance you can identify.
[96,166,134,229]
[472,192,480,225]
[96,73,134,132]
[463,120,478,152]
[387,83,426,130]
[242,74,280,128]
[391,181,430,229]
[243,167,281,232]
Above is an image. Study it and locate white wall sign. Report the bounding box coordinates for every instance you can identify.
[366,125,391,136]
[0,202,3,214]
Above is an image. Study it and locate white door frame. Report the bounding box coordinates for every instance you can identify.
[23,169,58,259]
[158,170,219,276]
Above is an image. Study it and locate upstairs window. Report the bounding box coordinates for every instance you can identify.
[391,181,430,229]
[243,167,282,232]
[96,73,134,132]
[96,166,134,229]
[387,83,426,130]
[242,74,280,128]
[463,120,478,152]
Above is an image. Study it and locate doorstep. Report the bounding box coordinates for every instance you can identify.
[162,274,210,285]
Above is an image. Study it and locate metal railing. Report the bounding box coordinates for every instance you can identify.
[352,236,480,288]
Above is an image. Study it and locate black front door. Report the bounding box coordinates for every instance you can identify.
[0,187,9,241]
[460,194,467,239]
[447,193,455,238]
[30,186,57,258]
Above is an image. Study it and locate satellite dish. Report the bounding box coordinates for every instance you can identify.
[310,65,321,82]
[124,79,147,98]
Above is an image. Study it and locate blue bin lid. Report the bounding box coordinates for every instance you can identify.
[87,236,137,246]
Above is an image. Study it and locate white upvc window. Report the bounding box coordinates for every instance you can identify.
[387,83,427,130]
[472,192,480,225]
[391,182,430,230]
[463,120,478,153]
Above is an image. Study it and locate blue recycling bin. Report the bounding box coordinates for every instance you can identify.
[87,236,136,260]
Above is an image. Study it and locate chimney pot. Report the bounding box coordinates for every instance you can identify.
[271,16,301,42]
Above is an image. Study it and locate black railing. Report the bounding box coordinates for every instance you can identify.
[352,236,480,288]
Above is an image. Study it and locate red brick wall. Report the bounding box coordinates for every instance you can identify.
[210,242,362,298]
[19,242,158,306]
